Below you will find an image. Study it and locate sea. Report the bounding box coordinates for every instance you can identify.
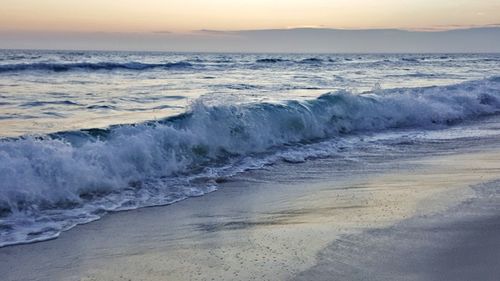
[0,49,499,247]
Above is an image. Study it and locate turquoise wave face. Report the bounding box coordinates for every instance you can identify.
[1,76,500,247]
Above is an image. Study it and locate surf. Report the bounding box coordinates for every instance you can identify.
[1,76,500,247]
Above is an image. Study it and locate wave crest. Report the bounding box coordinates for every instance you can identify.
[1,76,500,246]
[0,61,193,73]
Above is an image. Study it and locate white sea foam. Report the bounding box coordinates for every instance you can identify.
[1,76,500,246]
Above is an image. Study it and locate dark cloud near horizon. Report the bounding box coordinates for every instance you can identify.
[1,27,499,53]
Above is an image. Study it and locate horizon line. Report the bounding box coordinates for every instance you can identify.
[2,24,500,35]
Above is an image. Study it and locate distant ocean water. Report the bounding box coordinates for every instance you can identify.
[0,50,499,247]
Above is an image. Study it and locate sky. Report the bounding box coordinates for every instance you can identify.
[1,0,499,52]
[2,0,499,32]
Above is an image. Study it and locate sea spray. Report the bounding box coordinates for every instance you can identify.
[1,76,500,246]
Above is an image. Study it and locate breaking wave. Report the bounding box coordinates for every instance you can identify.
[0,61,193,73]
[1,76,500,246]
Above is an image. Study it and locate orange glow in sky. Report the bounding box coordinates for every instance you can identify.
[1,0,499,32]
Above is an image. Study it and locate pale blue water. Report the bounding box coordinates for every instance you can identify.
[1,51,499,136]
[0,50,499,246]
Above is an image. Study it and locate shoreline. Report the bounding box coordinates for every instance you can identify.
[2,144,500,280]
[294,180,500,281]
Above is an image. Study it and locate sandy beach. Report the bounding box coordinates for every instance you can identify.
[2,2,500,281]
[294,181,500,281]
[2,137,500,281]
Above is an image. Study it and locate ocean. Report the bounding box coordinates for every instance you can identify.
[0,50,499,247]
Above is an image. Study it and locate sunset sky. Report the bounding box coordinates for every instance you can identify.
[1,1,499,52]
[1,0,499,32]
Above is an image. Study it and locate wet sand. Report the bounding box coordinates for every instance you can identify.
[294,180,500,281]
[2,147,500,281]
